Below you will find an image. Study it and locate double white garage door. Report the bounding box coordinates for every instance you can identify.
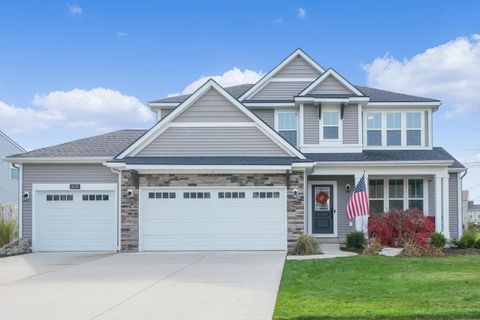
[34,185,286,251]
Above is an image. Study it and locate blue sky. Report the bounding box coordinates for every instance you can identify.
[1,0,479,200]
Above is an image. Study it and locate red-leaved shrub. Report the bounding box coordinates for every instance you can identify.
[368,208,435,251]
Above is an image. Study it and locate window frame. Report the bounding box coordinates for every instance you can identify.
[366,112,382,146]
[10,164,19,180]
[319,106,342,141]
[406,112,422,146]
[386,112,402,146]
[275,110,299,146]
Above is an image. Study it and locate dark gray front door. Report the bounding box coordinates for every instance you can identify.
[312,184,334,234]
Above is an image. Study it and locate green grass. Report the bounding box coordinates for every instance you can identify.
[274,255,480,319]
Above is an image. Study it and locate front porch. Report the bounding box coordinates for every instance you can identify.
[305,163,459,242]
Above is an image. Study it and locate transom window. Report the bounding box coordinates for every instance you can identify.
[322,111,340,140]
[277,112,298,146]
[406,112,422,145]
[367,112,382,146]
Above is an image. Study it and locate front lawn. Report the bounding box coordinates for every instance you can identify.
[274,255,480,319]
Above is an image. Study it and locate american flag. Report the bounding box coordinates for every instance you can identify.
[346,175,369,220]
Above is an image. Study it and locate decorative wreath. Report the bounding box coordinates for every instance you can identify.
[315,191,329,205]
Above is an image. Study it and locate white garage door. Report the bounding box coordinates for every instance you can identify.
[140,187,286,251]
[34,187,117,251]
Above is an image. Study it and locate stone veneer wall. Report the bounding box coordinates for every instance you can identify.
[120,171,305,252]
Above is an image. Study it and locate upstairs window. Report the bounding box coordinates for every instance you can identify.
[322,111,340,140]
[386,112,401,146]
[367,112,382,146]
[406,112,421,145]
[277,112,298,146]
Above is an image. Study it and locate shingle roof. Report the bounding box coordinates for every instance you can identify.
[108,156,311,166]
[150,84,439,104]
[305,147,465,169]
[8,130,147,158]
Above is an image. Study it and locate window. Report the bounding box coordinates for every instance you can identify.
[369,179,384,214]
[277,112,298,146]
[322,111,340,139]
[367,112,382,146]
[183,192,210,199]
[388,179,404,209]
[148,192,175,199]
[253,191,280,199]
[408,179,424,210]
[10,164,19,180]
[386,112,401,146]
[218,192,246,199]
[47,194,73,201]
[82,194,110,201]
[406,112,421,145]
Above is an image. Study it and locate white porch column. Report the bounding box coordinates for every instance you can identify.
[354,172,368,233]
[435,176,443,233]
[442,175,450,239]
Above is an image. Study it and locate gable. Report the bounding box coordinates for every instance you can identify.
[275,55,321,78]
[117,79,305,159]
[0,131,24,157]
[250,81,312,100]
[308,74,355,95]
[174,88,250,122]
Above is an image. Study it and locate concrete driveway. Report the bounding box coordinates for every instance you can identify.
[0,251,285,320]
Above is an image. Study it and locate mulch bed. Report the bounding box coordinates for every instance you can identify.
[444,247,480,256]
[340,247,362,254]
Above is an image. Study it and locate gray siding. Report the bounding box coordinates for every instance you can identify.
[275,56,321,78]
[309,75,353,94]
[0,134,24,205]
[137,127,290,157]
[174,88,250,122]
[449,173,459,239]
[160,108,172,119]
[342,104,359,144]
[428,178,436,216]
[304,104,319,144]
[22,164,118,240]
[250,81,311,100]
[252,109,274,128]
[425,111,429,147]
[308,175,356,239]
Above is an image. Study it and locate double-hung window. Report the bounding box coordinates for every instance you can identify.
[386,112,401,146]
[406,112,421,145]
[322,111,340,139]
[408,179,424,210]
[369,179,385,214]
[277,112,298,146]
[367,112,382,146]
[388,179,404,210]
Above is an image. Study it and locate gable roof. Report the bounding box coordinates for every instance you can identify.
[118,79,307,159]
[0,130,26,153]
[150,84,253,104]
[298,68,364,96]
[7,130,146,159]
[238,49,325,101]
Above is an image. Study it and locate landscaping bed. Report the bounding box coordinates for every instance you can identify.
[274,255,480,319]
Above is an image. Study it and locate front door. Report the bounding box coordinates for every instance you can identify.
[312,185,334,234]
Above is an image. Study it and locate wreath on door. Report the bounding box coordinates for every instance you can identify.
[315,191,329,205]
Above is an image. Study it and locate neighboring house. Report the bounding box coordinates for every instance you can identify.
[6,49,466,252]
[0,131,25,210]
[462,191,480,225]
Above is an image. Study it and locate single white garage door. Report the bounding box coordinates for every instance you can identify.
[140,187,287,251]
[34,187,117,251]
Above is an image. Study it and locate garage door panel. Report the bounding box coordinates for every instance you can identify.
[35,189,117,251]
[140,187,286,251]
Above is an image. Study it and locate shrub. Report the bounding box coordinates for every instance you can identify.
[346,231,365,249]
[402,238,428,257]
[362,237,382,255]
[474,239,480,249]
[0,202,18,247]
[429,245,446,257]
[455,230,479,248]
[368,208,434,250]
[292,234,318,255]
[430,232,447,248]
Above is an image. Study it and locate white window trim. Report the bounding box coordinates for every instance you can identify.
[363,110,426,149]
[10,163,19,180]
[274,108,299,147]
[386,112,402,146]
[319,106,343,142]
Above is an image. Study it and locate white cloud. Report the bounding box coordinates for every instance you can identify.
[363,34,480,117]
[67,4,83,16]
[0,88,153,134]
[117,32,128,37]
[168,67,263,97]
[297,8,307,20]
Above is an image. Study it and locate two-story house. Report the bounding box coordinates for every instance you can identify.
[6,49,466,252]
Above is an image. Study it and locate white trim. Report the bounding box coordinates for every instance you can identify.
[239,49,325,101]
[442,176,450,239]
[367,102,441,107]
[31,183,117,252]
[106,164,293,174]
[357,103,363,145]
[313,160,453,167]
[299,103,304,146]
[168,122,256,128]
[300,145,363,153]
[6,157,112,164]
[117,80,306,160]
[319,105,343,142]
[307,180,338,237]
[18,163,23,238]
[274,108,299,147]
[298,68,364,96]
[148,102,180,108]
[244,102,296,108]
[457,173,463,239]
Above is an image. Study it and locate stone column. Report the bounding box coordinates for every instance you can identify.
[121,171,139,251]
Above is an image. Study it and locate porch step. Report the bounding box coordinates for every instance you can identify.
[318,243,341,254]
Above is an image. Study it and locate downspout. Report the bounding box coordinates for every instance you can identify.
[110,168,122,252]
[459,169,468,238]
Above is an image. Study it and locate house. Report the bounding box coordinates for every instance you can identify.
[463,191,480,225]
[0,130,25,211]
[6,49,466,252]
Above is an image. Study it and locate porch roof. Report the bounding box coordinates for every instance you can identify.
[107,156,312,166]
